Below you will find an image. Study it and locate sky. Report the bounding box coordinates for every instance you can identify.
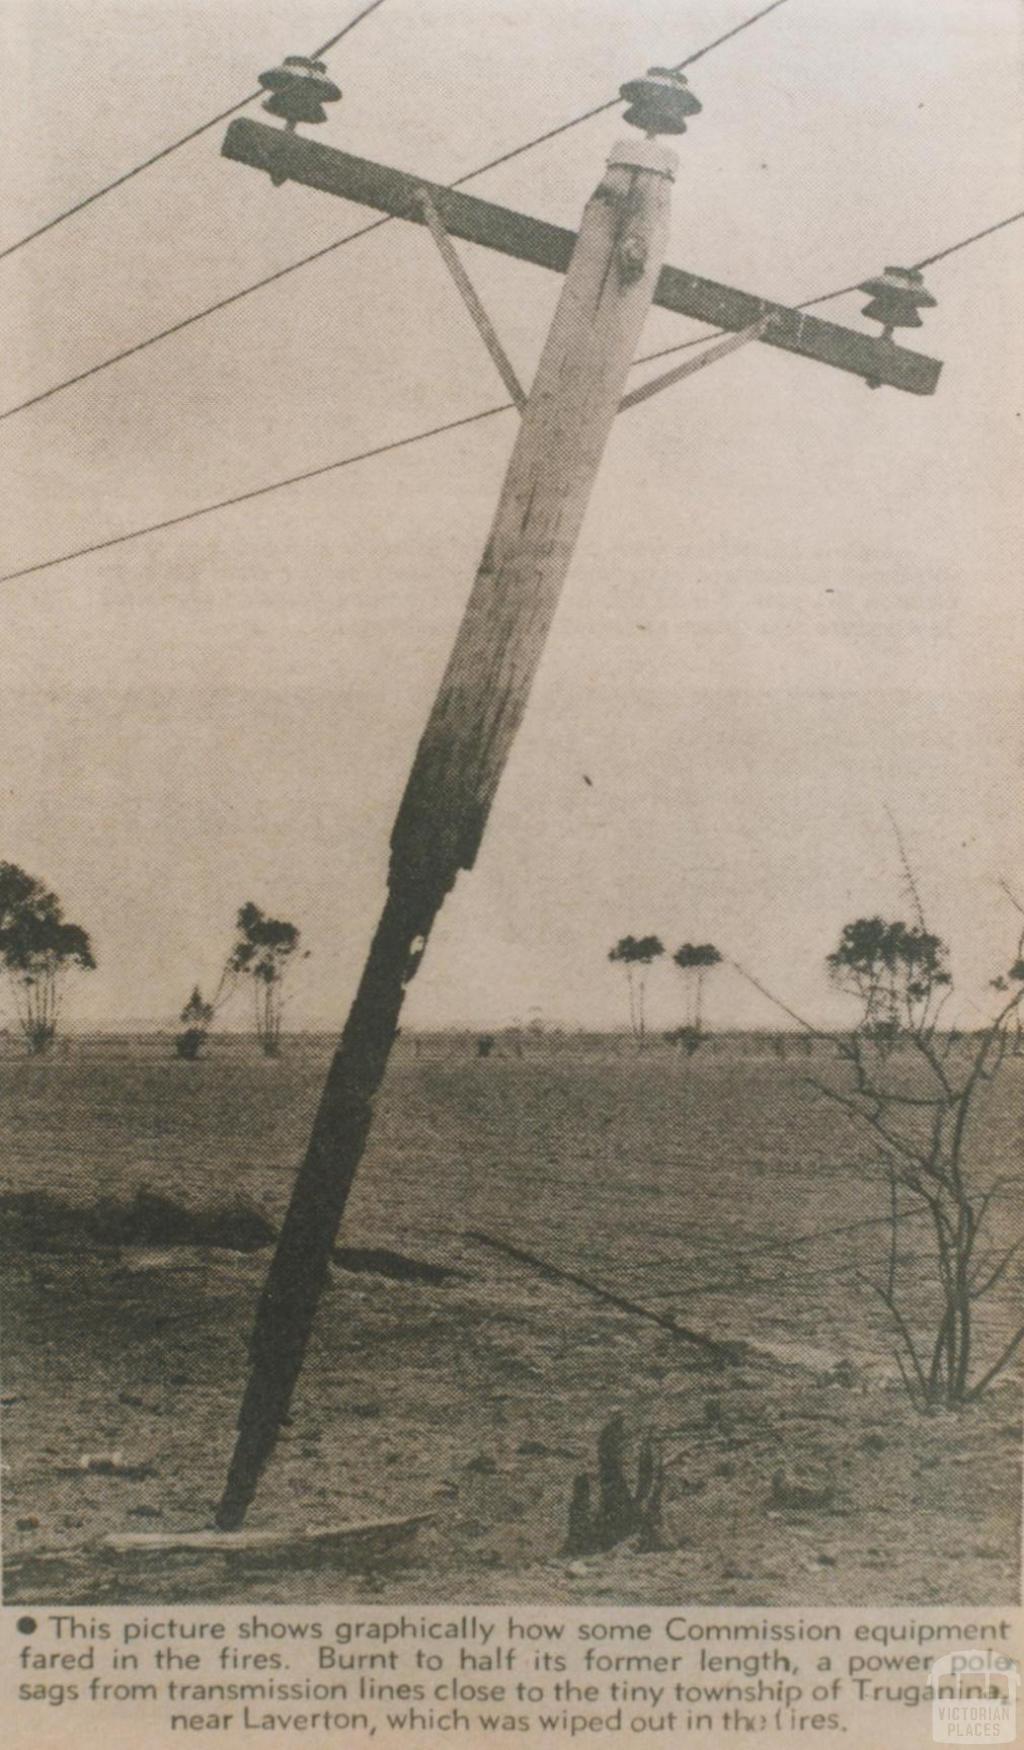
[0,0,1021,1033]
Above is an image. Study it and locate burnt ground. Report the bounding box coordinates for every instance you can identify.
[1,1036,1020,1606]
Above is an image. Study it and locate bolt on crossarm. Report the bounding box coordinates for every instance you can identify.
[216,68,692,1530]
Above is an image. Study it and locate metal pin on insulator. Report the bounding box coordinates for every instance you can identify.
[258,56,342,128]
[858,265,937,334]
[619,67,702,137]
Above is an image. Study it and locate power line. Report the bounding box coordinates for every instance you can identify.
[0,0,795,427]
[0,402,515,585]
[617,208,1024,375]
[1,323,744,584]
[913,207,1024,270]
[0,0,390,265]
[0,212,396,425]
[629,281,865,371]
[455,0,794,184]
[5,181,1018,589]
[22,181,1010,431]
[7,153,1022,441]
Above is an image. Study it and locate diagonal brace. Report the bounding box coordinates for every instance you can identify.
[418,189,527,411]
[618,316,772,412]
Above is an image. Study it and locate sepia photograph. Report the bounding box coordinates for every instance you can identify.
[0,0,1021,1633]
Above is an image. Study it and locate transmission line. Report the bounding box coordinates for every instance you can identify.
[622,209,1024,373]
[0,403,515,585]
[0,0,390,265]
[2,190,1015,592]
[1,323,750,583]
[913,207,1024,269]
[0,0,794,427]
[454,0,793,185]
[0,212,396,425]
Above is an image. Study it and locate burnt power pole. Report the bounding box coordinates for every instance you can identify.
[215,59,941,1530]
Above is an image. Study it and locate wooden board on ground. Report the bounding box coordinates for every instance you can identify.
[102,1513,432,1566]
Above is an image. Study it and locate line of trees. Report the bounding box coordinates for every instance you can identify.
[0,863,308,1058]
[176,902,307,1060]
[3,870,1022,1408]
[604,896,1024,1410]
[608,934,723,1050]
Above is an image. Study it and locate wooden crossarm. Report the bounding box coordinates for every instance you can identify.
[222,117,943,396]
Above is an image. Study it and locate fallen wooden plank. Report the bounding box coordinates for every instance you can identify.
[55,1454,156,1479]
[102,1513,431,1562]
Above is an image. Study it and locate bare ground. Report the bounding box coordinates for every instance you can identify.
[1,1037,1020,1607]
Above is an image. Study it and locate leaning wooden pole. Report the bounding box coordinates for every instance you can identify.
[217,122,676,1530]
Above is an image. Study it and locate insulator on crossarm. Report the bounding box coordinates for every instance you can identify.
[258,56,342,128]
[619,67,702,137]
[858,264,936,389]
[859,265,937,334]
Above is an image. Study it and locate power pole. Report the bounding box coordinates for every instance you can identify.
[215,61,941,1531]
[217,68,687,1532]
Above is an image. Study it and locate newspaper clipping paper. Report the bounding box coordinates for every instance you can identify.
[0,0,1020,1746]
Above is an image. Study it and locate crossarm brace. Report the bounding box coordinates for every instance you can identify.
[418,190,527,410]
[618,317,771,412]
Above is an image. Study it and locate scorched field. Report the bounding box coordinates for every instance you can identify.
[1,1034,1020,1607]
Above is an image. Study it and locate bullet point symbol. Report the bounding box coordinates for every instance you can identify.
[16,1615,37,1634]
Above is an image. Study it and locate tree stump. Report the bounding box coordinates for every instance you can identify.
[564,1414,666,1556]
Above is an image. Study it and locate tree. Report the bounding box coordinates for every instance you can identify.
[994,879,1024,1055]
[671,942,722,1050]
[608,935,664,1045]
[819,911,1024,1409]
[174,958,234,1060]
[826,915,950,1048]
[227,902,304,1056]
[0,862,95,1054]
[175,985,215,1060]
